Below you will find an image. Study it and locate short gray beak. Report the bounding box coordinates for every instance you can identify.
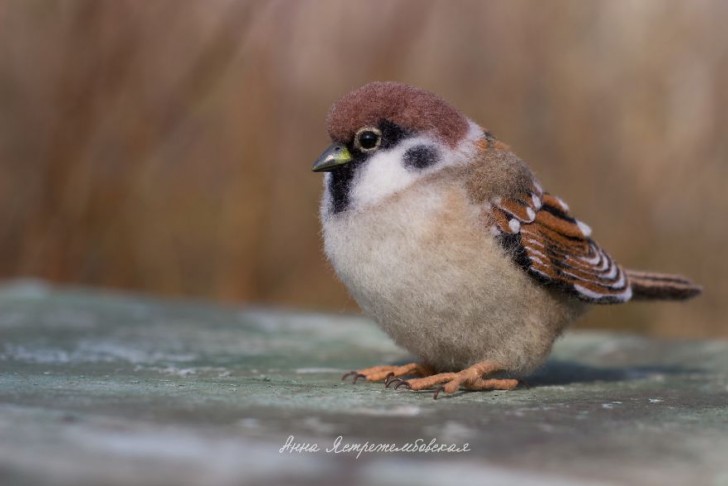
[312,143,353,172]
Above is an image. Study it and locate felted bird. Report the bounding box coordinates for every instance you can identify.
[312,81,701,398]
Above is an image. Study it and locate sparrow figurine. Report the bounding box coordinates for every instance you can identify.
[313,81,701,398]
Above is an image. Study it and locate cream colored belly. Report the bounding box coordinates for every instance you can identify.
[323,184,583,374]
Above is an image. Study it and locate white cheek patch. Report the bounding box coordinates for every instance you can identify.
[349,136,432,210]
[346,120,484,212]
[350,157,412,210]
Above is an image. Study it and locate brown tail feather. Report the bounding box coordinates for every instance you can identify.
[626,269,702,301]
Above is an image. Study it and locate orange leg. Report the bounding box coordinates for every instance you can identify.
[388,360,519,399]
[342,362,434,384]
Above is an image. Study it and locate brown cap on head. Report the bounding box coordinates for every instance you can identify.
[326,82,470,148]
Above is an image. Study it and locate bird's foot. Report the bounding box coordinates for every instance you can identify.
[386,360,519,399]
[341,362,434,384]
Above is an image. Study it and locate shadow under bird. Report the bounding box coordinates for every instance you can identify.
[312,81,701,398]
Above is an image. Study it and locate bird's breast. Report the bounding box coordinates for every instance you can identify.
[321,181,506,323]
[320,179,582,373]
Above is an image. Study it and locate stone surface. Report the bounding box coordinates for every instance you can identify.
[0,280,727,486]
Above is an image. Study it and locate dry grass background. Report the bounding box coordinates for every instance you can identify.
[0,0,725,337]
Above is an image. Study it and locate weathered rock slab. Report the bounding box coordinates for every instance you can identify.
[0,281,726,485]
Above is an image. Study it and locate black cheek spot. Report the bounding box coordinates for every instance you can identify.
[403,145,439,170]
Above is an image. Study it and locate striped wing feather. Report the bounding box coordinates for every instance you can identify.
[490,183,633,304]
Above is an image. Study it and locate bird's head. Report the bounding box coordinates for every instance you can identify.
[313,82,484,215]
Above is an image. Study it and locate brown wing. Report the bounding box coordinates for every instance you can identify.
[488,181,633,304]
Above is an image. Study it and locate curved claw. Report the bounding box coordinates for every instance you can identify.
[433,386,445,400]
[352,373,366,384]
[394,380,412,390]
[383,372,396,386]
[341,371,358,382]
[385,377,403,389]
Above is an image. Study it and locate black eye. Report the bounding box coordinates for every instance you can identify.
[354,127,382,152]
[358,131,379,149]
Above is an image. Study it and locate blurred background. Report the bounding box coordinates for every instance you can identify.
[0,0,725,337]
